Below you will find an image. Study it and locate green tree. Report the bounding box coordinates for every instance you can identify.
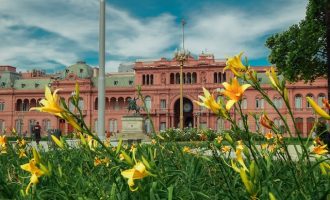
[266,0,330,95]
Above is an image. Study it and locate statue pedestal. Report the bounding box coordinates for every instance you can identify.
[120,115,149,141]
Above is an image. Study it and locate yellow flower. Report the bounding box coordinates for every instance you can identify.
[102,157,111,167]
[195,88,222,114]
[222,78,251,110]
[260,114,274,129]
[264,132,274,140]
[236,140,244,150]
[266,67,281,92]
[312,144,328,155]
[322,98,330,110]
[86,135,98,150]
[121,162,149,191]
[151,139,156,145]
[216,136,223,144]
[221,145,231,153]
[183,146,191,153]
[235,148,248,171]
[30,86,64,117]
[223,52,247,77]
[17,138,26,147]
[119,153,125,161]
[130,144,137,152]
[261,143,268,150]
[21,159,45,194]
[0,135,6,147]
[307,97,330,119]
[19,149,27,158]
[94,156,102,166]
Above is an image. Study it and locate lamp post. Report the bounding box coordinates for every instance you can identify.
[97,0,106,140]
[174,19,189,130]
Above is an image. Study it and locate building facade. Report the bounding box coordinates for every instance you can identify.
[0,53,327,137]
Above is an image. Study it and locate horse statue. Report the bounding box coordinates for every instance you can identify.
[127,97,140,114]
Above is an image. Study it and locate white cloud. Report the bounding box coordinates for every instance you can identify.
[0,0,308,72]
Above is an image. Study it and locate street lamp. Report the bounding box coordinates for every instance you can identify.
[174,19,190,130]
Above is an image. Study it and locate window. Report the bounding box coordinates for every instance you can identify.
[255,98,264,109]
[274,97,283,109]
[160,99,166,110]
[78,98,84,110]
[217,118,224,131]
[109,119,118,133]
[0,102,4,111]
[241,98,247,109]
[295,118,303,134]
[307,117,315,136]
[15,119,23,135]
[317,94,326,107]
[42,119,51,132]
[274,118,285,133]
[129,80,133,85]
[21,84,26,88]
[145,96,151,111]
[0,120,5,133]
[306,94,313,108]
[69,98,75,112]
[142,75,145,85]
[160,122,166,131]
[145,119,152,133]
[295,94,302,109]
[35,83,39,88]
[94,98,98,110]
[170,73,174,84]
[22,100,29,111]
[114,81,118,85]
[80,69,84,73]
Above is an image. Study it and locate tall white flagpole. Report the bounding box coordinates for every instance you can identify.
[97,0,105,140]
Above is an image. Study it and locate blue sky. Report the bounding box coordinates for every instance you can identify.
[0,0,307,72]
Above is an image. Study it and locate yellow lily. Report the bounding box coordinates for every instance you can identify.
[222,78,251,110]
[195,88,222,114]
[216,136,223,144]
[264,132,274,140]
[17,138,26,147]
[183,146,191,153]
[221,146,231,153]
[0,135,6,147]
[121,162,149,191]
[223,52,247,77]
[94,156,102,166]
[312,144,328,155]
[20,159,45,194]
[307,97,330,119]
[19,149,27,158]
[266,67,281,92]
[235,148,248,171]
[30,86,63,117]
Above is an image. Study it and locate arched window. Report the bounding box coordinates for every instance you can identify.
[0,120,5,133]
[0,102,4,111]
[274,97,283,109]
[242,98,247,109]
[295,117,303,135]
[150,74,154,85]
[78,98,84,110]
[146,75,150,85]
[170,73,174,84]
[110,97,116,110]
[187,72,191,84]
[145,119,151,134]
[307,117,315,136]
[109,119,118,133]
[117,97,124,110]
[29,119,36,134]
[317,93,326,107]
[295,94,302,109]
[306,94,313,108]
[16,99,22,111]
[23,99,29,111]
[175,73,180,84]
[183,73,186,84]
[192,72,197,84]
[223,72,226,82]
[42,119,51,132]
[218,72,222,83]
[145,96,151,111]
[217,118,224,131]
[15,119,23,135]
[94,98,98,110]
[213,72,217,83]
[255,97,264,109]
[30,99,36,108]
[68,98,75,112]
[142,75,145,85]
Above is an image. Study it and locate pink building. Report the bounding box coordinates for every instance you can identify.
[0,53,327,137]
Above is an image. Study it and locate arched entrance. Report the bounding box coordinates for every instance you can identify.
[174,97,194,128]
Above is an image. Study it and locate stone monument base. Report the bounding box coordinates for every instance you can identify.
[120,115,149,141]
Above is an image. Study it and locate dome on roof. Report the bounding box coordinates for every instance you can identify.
[63,61,93,79]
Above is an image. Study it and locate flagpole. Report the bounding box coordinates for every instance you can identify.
[97,0,105,140]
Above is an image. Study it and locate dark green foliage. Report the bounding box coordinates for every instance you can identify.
[266,0,328,83]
